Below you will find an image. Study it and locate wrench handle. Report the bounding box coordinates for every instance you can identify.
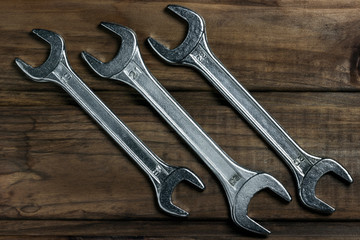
[185,38,319,181]
[49,57,171,185]
[113,50,256,193]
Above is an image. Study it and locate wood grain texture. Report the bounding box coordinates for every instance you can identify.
[0,0,359,239]
[0,220,358,239]
[3,1,360,92]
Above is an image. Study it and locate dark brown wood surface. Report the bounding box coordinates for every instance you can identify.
[0,0,359,239]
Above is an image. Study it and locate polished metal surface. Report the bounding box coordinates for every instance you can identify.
[147,4,353,214]
[15,29,205,218]
[82,22,291,235]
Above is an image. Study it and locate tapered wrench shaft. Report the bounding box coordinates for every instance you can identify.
[113,50,253,188]
[184,42,315,183]
[52,60,171,183]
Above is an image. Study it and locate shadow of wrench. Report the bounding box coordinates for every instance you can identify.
[15,29,205,217]
[147,5,353,214]
[82,22,291,235]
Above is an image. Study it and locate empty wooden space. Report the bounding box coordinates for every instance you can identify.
[0,0,358,239]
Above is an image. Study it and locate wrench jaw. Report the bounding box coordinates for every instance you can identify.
[299,158,353,214]
[81,22,137,78]
[15,29,64,82]
[147,5,205,64]
[231,173,291,235]
[157,168,205,217]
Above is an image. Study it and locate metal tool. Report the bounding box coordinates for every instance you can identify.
[147,5,353,214]
[15,29,205,218]
[82,22,291,235]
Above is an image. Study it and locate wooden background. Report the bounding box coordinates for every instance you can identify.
[0,0,359,239]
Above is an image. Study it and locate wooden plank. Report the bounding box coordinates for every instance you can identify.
[0,91,356,220]
[0,220,357,239]
[2,1,360,92]
[1,0,359,238]
[0,237,68,240]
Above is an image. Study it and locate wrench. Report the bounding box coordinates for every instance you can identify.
[15,29,205,217]
[82,22,291,235]
[147,5,353,213]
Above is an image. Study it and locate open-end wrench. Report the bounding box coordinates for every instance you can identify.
[82,22,291,235]
[15,29,205,217]
[147,5,353,214]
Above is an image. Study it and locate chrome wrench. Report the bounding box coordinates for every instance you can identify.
[82,22,291,235]
[15,29,205,217]
[147,5,353,213]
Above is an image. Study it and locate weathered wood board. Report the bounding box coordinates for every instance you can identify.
[0,0,358,239]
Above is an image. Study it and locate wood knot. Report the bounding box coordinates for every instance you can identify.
[20,204,41,214]
[350,46,360,85]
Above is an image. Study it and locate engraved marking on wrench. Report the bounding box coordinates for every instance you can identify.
[153,165,162,176]
[229,174,241,186]
[294,156,305,166]
[193,48,207,62]
[125,62,142,80]
[61,72,72,83]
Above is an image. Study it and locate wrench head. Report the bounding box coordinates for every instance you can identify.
[15,29,64,81]
[232,173,291,235]
[299,158,353,214]
[81,22,137,78]
[147,5,205,63]
[158,168,205,217]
